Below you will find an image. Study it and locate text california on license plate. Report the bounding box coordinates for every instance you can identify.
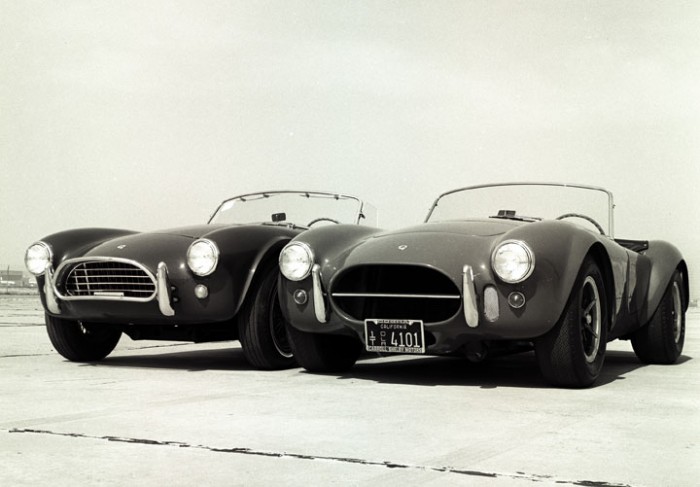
[364,319,425,354]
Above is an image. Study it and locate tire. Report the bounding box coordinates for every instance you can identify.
[237,264,296,370]
[46,314,121,362]
[631,269,685,364]
[286,324,362,373]
[535,257,607,388]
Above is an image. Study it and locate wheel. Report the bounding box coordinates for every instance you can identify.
[45,314,121,362]
[535,257,607,387]
[237,264,296,370]
[631,269,685,364]
[286,324,362,373]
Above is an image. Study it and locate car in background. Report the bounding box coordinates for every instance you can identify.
[278,183,688,387]
[25,190,377,369]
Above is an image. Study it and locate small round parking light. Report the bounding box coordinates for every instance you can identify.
[507,292,526,309]
[293,289,308,305]
[194,284,209,299]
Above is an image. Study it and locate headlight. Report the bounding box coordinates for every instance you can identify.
[25,242,53,276]
[491,240,535,284]
[187,239,219,276]
[279,242,314,281]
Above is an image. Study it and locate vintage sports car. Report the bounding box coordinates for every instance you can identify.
[25,191,376,369]
[278,183,688,387]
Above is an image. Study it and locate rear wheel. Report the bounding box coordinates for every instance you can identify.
[631,269,685,364]
[535,257,607,388]
[237,264,296,370]
[46,314,121,362]
[286,325,362,373]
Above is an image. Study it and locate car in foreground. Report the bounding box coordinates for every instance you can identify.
[278,183,688,387]
[25,190,377,369]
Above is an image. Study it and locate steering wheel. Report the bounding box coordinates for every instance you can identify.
[307,217,340,227]
[555,213,606,235]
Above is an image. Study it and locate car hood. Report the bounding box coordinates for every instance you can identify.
[337,219,522,270]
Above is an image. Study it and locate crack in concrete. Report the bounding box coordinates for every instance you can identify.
[8,427,633,486]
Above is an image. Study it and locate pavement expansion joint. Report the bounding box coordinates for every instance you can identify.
[8,427,634,487]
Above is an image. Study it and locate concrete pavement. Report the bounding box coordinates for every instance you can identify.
[1,294,698,486]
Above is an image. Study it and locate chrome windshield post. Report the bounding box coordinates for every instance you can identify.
[462,265,479,328]
[311,264,328,323]
[156,262,175,317]
[44,264,61,315]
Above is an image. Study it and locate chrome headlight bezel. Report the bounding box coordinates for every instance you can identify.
[25,241,53,276]
[186,239,220,277]
[491,240,535,284]
[279,242,314,281]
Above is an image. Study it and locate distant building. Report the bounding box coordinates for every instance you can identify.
[0,269,28,287]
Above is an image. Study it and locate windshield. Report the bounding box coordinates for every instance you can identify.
[209,191,377,228]
[426,183,614,236]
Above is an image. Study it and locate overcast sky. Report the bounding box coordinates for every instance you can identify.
[1,1,699,297]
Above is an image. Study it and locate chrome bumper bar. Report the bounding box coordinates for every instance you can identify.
[311,264,328,323]
[462,265,479,328]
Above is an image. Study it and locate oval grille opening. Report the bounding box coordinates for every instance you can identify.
[64,261,156,298]
[331,265,461,322]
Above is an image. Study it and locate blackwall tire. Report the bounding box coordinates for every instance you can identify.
[45,314,121,362]
[286,325,362,373]
[237,265,296,370]
[535,257,607,388]
[631,269,685,364]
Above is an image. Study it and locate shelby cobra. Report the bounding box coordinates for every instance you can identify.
[278,183,688,387]
[25,191,376,369]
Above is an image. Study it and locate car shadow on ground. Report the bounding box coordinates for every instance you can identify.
[328,350,688,389]
[86,345,255,372]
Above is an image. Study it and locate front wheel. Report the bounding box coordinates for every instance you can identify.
[286,325,362,373]
[46,314,121,362]
[631,269,685,364]
[237,265,296,370]
[535,257,607,388]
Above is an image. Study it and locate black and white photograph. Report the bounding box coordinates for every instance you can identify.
[1,1,698,485]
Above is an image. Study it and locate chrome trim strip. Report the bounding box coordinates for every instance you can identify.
[462,265,479,328]
[311,264,327,323]
[332,293,460,299]
[53,257,157,303]
[157,262,175,317]
[44,264,61,314]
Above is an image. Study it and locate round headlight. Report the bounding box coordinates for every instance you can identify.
[279,242,314,281]
[187,239,219,276]
[25,242,53,276]
[491,240,535,284]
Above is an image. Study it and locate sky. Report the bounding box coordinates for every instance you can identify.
[1,1,699,298]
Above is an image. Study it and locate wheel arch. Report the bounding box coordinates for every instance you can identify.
[234,236,292,312]
[587,242,615,331]
[643,241,688,322]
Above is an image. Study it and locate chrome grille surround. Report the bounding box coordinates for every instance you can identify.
[330,264,462,323]
[53,257,157,302]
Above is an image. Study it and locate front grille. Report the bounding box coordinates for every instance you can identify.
[63,261,156,299]
[331,265,461,322]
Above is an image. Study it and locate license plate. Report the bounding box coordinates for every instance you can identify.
[364,319,425,354]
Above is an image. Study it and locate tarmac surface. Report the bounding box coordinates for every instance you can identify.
[1,293,698,486]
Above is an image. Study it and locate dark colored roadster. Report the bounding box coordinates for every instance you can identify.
[25,191,376,369]
[278,183,688,387]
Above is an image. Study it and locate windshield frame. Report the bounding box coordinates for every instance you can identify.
[207,190,371,226]
[425,182,615,237]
